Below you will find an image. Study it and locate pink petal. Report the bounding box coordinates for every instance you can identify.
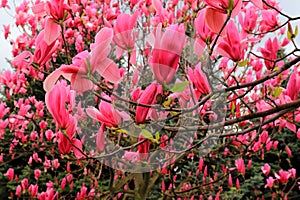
[70,74,94,93]
[43,69,62,92]
[217,42,233,59]
[152,0,163,15]
[250,0,263,9]
[205,8,227,34]
[231,0,243,18]
[86,107,101,121]
[44,18,60,45]
[96,124,105,152]
[43,69,71,92]
[32,2,46,15]
[91,27,113,51]
[194,38,205,57]
[72,139,85,158]
[286,122,296,133]
[95,58,121,83]
[118,111,131,121]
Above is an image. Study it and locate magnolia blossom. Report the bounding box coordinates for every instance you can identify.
[235,158,246,175]
[4,168,14,181]
[138,134,150,161]
[33,30,59,66]
[261,163,271,176]
[218,20,244,61]
[286,66,300,100]
[113,11,139,50]
[44,27,121,93]
[45,81,74,129]
[265,176,275,188]
[188,63,211,96]
[86,96,124,127]
[136,82,162,123]
[149,23,185,84]
[204,0,262,34]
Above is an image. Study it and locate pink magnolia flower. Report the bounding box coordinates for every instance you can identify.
[259,37,280,70]
[45,80,74,129]
[265,176,275,188]
[28,184,38,197]
[34,169,41,180]
[32,1,66,45]
[44,28,121,93]
[71,138,84,159]
[21,178,28,189]
[194,9,215,56]
[228,173,233,187]
[33,30,59,66]
[275,169,291,184]
[235,158,246,175]
[260,131,268,144]
[113,11,139,50]
[136,82,162,123]
[218,20,244,62]
[152,0,172,25]
[38,188,57,200]
[0,0,9,8]
[90,27,121,84]
[286,66,300,100]
[238,6,258,34]
[3,24,10,39]
[149,23,185,84]
[56,119,84,158]
[260,9,280,32]
[45,0,69,21]
[44,50,92,93]
[4,168,14,181]
[44,17,60,45]
[285,146,292,157]
[289,168,296,179]
[188,63,211,96]
[138,134,150,161]
[51,159,60,169]
[261,163,271,176]
[0,102,9,119]
[45,129,55,141]
[57,130,72,155]
[61,178,66,190]
[204,0,242,34]
[86,96,127,127]
[16,185,22,197]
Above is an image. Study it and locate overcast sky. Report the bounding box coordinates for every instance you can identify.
[0,0,299,71]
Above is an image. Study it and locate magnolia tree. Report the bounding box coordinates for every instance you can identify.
[0,0,300,199]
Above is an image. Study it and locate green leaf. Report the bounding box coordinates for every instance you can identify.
[163,97,172,107]
[287,30,292,40]
[231,103,235,114]
[155,132,160,141]
[141,129,153,140]
[238,59,248,67]
[170,81,189,93]
[273,87,282,98]
[295,25,298,37]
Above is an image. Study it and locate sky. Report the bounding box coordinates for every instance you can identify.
[0,0,299,71]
